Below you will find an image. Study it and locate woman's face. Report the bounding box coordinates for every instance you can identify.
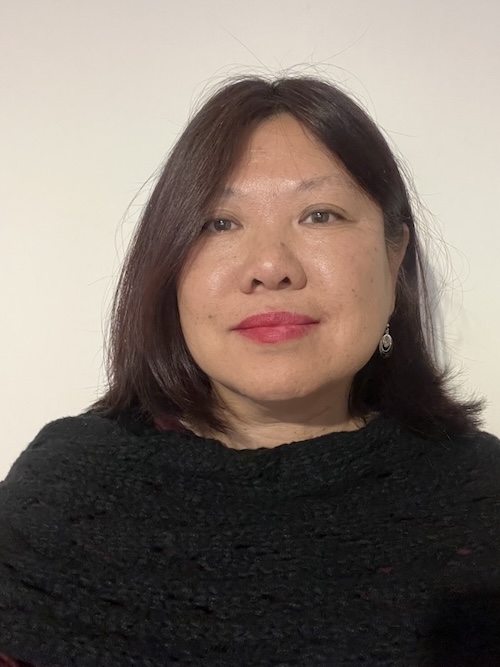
[177,114,408,422]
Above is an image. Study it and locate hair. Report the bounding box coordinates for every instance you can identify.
[91,75,483,438]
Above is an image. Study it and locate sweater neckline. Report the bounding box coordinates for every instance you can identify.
[126,412,404,495]
[171,412,388,452]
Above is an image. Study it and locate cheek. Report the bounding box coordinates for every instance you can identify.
[317,241,392,306]
[177,258,229,347]
[180,248,234,304]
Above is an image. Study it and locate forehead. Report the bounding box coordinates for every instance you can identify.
[223,114,359,197]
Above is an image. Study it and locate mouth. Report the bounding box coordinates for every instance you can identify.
[234,311,319,329]
[232,311,319,344]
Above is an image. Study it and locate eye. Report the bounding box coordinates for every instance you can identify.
[302,209,343,224]
[202,218,238,233]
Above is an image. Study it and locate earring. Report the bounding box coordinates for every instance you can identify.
[378,324,393,358]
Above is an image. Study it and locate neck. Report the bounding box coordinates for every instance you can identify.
[215,417,366,450]
[183,394,370,450]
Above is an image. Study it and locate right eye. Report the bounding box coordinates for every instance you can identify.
[202,218,237,233]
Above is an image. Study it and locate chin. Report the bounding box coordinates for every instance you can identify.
[211,367,355,409]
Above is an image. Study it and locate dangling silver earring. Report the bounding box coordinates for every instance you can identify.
[378,324,393,358]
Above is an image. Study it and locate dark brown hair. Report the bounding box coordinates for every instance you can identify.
[91,75,483,437]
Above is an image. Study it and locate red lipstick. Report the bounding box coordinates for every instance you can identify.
[232,311,319,344]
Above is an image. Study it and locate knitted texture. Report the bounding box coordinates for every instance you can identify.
[0,411,500,667]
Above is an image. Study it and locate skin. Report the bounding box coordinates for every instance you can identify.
[177,114,409,449]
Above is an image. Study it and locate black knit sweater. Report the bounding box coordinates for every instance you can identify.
[1,411,500,667]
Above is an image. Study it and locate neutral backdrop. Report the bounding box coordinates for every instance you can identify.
[1,0,499,479]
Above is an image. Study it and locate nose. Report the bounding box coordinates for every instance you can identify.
[238,237,307,293]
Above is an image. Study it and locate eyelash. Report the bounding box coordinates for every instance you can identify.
[202,209,344,233]
[302,209,343,224]
[202,218,238,233]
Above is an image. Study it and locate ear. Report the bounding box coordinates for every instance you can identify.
[389,223,410,282]
[388,223,410,310]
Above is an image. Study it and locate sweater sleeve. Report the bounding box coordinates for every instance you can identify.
[0,415,105,667]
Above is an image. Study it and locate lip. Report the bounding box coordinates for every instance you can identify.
[233,311,319,329]
[232,311,319,344]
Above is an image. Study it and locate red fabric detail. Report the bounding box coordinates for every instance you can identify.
[0,654,36,667]
[153,416,188,432]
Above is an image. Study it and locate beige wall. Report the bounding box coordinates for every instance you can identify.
[1,0,499,477]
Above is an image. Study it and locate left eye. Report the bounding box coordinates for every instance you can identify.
[201,218,237,233]
[303,210,339,224]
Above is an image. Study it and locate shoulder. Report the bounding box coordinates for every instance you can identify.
[382,421,500,504]
[448,428,500,479]
[405,422,500,467]
[408,425,500,500]
[2,410,155,490]
[0,410,163,559]
[458,428,500,494]
[470,428,500,464]
[25,409,134,446]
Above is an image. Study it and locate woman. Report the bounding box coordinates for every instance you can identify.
[0,76,499,666]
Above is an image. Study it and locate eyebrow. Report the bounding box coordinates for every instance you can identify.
[220,174,355,199]
[295,175,345,192]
